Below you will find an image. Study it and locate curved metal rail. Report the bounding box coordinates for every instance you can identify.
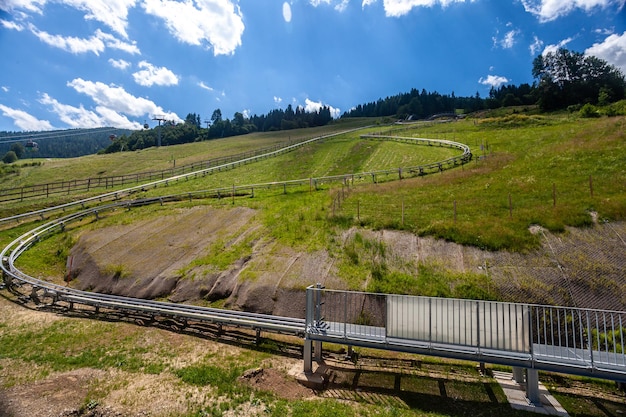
[1,202,305,335]
[0,130,472,340]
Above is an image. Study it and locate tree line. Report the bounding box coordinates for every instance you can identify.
[103,103,334,153]
[342,48,625,118]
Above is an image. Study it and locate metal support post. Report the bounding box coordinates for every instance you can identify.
[512,367,524,383]
[304,337,313,373]
[525,368,540,405]
[314,340,322,362]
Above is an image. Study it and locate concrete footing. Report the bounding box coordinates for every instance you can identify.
[291,362,327,390]
[493,371,569,416]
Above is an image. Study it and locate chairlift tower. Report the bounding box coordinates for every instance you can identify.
[152,115,167,147]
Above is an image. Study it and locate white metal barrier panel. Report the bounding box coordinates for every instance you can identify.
[386,295,530,353]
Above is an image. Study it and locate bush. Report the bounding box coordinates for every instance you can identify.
[579,103,600,118]
[2,151,17,164]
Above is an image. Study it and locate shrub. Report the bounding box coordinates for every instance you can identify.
[579,103,600,118]
[2,151,17,164]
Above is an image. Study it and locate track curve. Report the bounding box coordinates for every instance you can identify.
[1,129,472,336]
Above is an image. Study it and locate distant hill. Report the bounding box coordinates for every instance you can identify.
[0,127,133,159]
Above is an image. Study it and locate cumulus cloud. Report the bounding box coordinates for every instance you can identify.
[109,58,131,70]
[0,0,137,38]
[0,19,25,30]
[61,0,137,38]
[0,104,54,131]
[95,29,140,54]
[0,0,47,14]
[39,93,112,128]
[28,24,139,55]
[479,75,509,88]
[302,98,340,118]
[361,0,474,17]
[132,61,179,87]
[30,24,106,55]
[67,78,182,123]
[520,0,625,22]
[585,31,626,73]
[542,37,573,55]
[142,0,244,56]
[274,96,283,105]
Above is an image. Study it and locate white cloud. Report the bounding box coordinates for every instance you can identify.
[585,31,626,73]
[302,98,340,118]
[28,24,139,55]
[493,28,520,49]
[109,58,131,70]
[198,81,214,92]
[334,0,350,11]
[67,78,182,123]
[0,0,136,38]
[529,35,544,55]
[0,0,47,14]
[2,86,9,93]
[0,104,54,131]
[62,0,137,38]
[95,29,140,54]
[520,0,625,22]
[274,96,283,105]
[39,92,147,129]
[479,75,509,88]
[282,2,292,22]
[360,0,474,17]
[542,37,573,55]
[39,93,110,128]
[142,0,245,56]
[0,19,25,30]
[30,24,106,55]
[501,29,520,49]
[132,61,179,87]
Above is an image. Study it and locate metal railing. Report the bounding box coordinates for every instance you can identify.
[305,286,626,381]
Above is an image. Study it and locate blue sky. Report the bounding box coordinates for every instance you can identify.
[0,0,625,132]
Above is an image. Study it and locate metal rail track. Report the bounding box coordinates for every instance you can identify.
[1,202,306,336]
[0,129,471,341]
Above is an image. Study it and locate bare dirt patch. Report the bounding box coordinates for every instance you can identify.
[239,367,314,400]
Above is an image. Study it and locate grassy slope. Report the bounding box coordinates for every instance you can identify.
[1,112,626,416]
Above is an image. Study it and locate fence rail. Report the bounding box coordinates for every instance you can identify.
[0,131,472,224]
[0,137,318,203]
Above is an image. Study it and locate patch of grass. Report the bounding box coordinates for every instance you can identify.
[175,364,247,395]
[0,319,164,374]
[103,263,131,279]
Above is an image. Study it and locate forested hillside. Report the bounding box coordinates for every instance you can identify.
[0,127,131,160]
